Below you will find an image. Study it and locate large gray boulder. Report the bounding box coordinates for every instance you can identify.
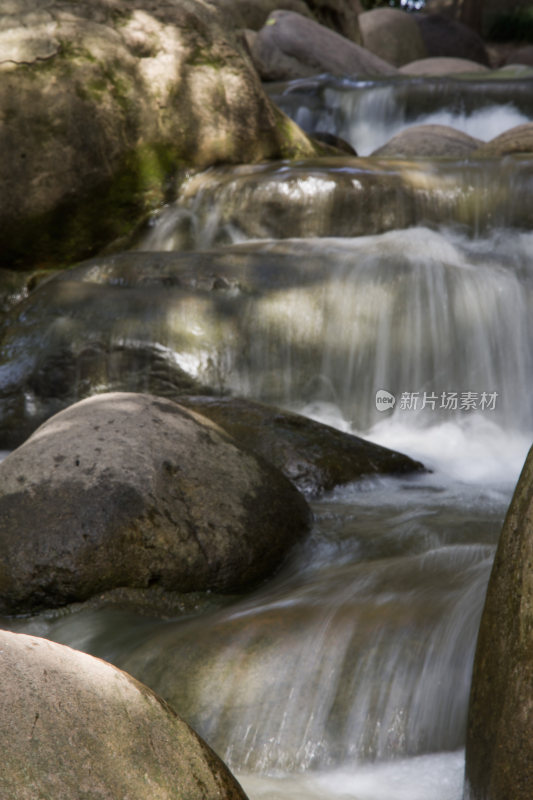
[0,392,311,613]
[0,0,319,269]
[0,629,248,800]
[464,445,533,800]
[250,10,397,81]
[358,8,427,68]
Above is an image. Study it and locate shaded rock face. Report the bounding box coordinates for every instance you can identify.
[371,124,482,158]
[414,13,490,66]
[505,46,533,68]
[181,396,425,496]
[250,10,397,82]
[0,629,248,800]
[0,0,319,269]
[358,8,427,68]
[304,0,363,42]
[0,392,311,613]
[464,445,533,800]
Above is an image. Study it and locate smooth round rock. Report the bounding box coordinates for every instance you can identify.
[372,124,482,158]
[0,392,312,613]
[473,123,533,157]
[399,57,490,76]
[0,629,248,800]
[359,7,427,67]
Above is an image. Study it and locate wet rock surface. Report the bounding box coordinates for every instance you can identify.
[181,395,425,497]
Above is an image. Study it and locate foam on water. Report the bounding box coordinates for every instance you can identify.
[239,749,465,800]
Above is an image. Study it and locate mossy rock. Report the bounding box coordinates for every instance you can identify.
[0,0,320,269]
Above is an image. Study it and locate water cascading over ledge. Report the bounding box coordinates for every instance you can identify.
[3,71,533,800]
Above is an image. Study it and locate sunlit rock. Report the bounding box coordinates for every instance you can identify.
[464,445,533,800]
[0,0,320,269]
[0,629,248,800]
[0,392,311,613]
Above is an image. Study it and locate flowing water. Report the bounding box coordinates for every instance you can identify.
[5,74,533,799]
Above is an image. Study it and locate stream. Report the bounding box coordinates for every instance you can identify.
[4,72,533,799]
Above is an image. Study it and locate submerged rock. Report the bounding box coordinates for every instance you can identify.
[371,124,482,158]
[249,10,397,81]
[464,445,533,800]
[0,0,320,269]
[181,395,425,496]
[0,392,311,613]
[0,629,248,800]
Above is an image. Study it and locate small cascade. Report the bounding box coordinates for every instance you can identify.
[136,227,533,435]
[139,157,533,250]
[4,71,533,800]
[108,475,504,775]
[268,74,533,155]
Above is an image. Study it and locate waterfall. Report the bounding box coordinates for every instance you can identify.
[6,72,533,800]
[267,74,533,155]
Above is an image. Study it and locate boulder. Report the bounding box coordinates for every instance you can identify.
[505,46,533,68]
[180,396,425,496]
[0,629,248,800]
[358,8,427,68]
[414,13,490,66]
[217,0,312,30]
[304,0,363,42]
[0,392,311,613]
[464,445,533,800]
[0,0,320,269]
[371,125,482,158]
[250,10,398,82]
[473,123,533,157]
[399,57,490,76]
